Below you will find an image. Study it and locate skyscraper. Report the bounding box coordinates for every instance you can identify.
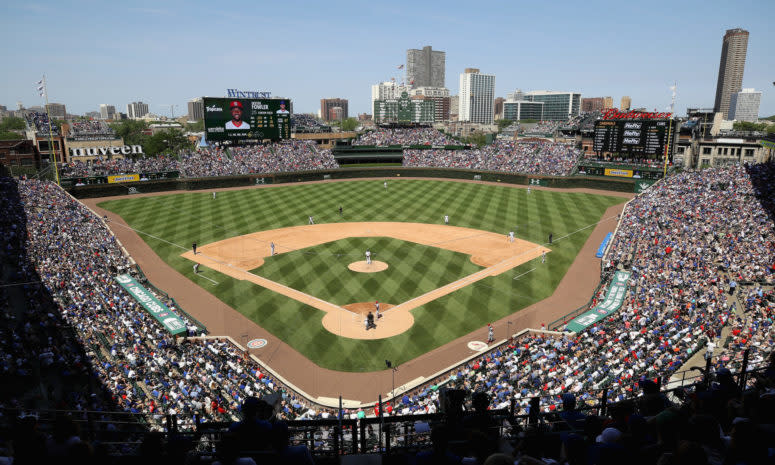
[459,68,495,124]
[99,104,116,120]
[320,98,349,122]
[406,46,445,88]
[188,98,204,122]
[127,101,149,119]
[728,88,761,122]
[620,96,631,111]
[713,28,749,120]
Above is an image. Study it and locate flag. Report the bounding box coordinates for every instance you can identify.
[397,64,404,69]
[36,78,45,97]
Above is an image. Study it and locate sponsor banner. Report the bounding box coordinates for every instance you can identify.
[108,174,140,184]
[247,338,267,349]
[604,168,634,178]
[114,274,187,335]
[528,178,547,186]
[566,271,631,332]
[596,232,612,258]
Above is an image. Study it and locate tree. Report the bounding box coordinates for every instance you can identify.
[110,120,149,146]
[144,129,193,156]
[0,117,25,131]
[340,117,358,131]
[185,120,204,132]
[497,119,514,131]
[0,131,22,140]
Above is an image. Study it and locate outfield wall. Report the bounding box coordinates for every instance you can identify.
[66,167,636,198]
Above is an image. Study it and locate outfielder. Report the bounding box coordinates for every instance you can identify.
[527,186,531,194]
[212,192,217,200]
[366,249,372,265]
[384,181,387,190]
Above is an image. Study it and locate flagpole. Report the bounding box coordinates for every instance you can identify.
[41,75,61,185]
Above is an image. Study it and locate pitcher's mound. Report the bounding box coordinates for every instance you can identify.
[348,260,388,273]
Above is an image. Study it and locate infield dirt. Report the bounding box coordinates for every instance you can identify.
[180,222,549,339]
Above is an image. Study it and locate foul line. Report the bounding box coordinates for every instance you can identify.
[107,221,220,285]
[513,268,536,280]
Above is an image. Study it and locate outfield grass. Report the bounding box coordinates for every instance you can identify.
[98,180,625,372]
[252,237,482,305]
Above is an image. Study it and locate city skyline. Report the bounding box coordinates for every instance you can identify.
[1,0,774,119]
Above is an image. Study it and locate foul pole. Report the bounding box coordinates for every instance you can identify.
[39,75,61,185]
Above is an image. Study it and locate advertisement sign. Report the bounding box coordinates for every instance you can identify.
[604,168,634,178]
[203,97,291,143]
[114,274,187,335]
[566,271,631,332]
[634,179,658,193]
[107,174,140,183]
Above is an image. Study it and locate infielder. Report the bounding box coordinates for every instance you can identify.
[309,216,315,225]
[508,231,515,243]
[270,242,275,256]
[193,263,200,274]
[444,215,449,225]
[366,249,372,265]
[541,251,546,263]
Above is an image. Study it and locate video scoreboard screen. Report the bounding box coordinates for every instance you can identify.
[203,97,291,144]
[593,120,675,156]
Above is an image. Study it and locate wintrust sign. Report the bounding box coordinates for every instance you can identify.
[70,145,144,157]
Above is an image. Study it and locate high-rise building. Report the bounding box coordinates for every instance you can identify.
[99,104,116,120]
[728,88,761,122]
[494,97,505,120]
[320,98,349,122]
[187,98,204,122]
[409,87,450,121]
[620,96,632,111]
[406,46,445,88]
[523,91,581,121]
[581,97,604,113]
[127,101,149,120]
[449,95,459,121]
[713,28,749,120]
[602,97,614,110]
[45,103,66,119]
[459,68,495,124]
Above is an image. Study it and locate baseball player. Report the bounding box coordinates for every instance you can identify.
[444,215,449,225]
[212,192,217,200]
[487,324,494,343]
[339,205,343,216]
[508,231,515,243]
[270,242,275,256]
[365,249,372,265]
[309,216,315,225]
[193,263,200,274]
[192,242,197,255]
[541,251,546,264]
[375,301,381,319]
[384,180,387,190]
[548,233,553,244]
[527,186,531,194]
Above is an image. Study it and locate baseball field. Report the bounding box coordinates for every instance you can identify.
[96,179,626,372]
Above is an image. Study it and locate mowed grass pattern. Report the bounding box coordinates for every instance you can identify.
[98,180,625,372]
[252,237,482,305]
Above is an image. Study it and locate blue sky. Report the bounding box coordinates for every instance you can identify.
[2,0,773,118]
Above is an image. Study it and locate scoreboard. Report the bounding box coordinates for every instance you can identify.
[203,97,291,144]
[593,120,675,156]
